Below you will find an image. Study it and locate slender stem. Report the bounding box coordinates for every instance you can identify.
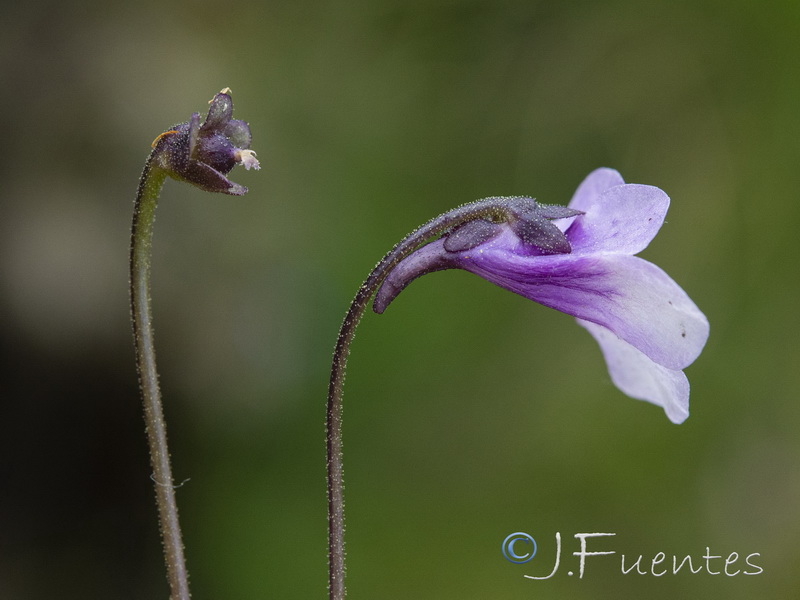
[130,155,192,600]
[326,198,511,599]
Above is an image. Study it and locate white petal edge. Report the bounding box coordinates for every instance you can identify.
[578,319,690,424]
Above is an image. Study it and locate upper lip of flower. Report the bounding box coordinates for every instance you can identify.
[373,168,710,424]
[151,89,259,195]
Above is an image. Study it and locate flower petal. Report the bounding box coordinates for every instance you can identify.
[577,319,690,424]
[453,230,709,370]
[565,169,670,255]
[568,167,625,211]
[553,168,622,233]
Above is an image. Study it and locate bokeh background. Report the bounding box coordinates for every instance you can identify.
[2,0,798,598]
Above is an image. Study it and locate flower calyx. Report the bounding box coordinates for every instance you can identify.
[374,197,582,314]
[151,88,260,195]
[443,197,583,254]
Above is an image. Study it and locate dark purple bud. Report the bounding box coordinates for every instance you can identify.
[151,88,260,196]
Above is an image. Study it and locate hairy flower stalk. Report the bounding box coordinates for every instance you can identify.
[326,169,708,599]
[130,89,258,600]
[327,197,583,599]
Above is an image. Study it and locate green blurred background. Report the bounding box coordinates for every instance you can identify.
[2,0,798,598]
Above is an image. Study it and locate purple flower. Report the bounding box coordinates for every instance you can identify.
[375,168,709,424]
[151,88,260,195]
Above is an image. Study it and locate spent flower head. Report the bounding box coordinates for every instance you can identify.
[151,87,260,195]
[375,168,710,424]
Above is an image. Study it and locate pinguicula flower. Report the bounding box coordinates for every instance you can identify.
[150,87,260,195]
[374,168,709,424]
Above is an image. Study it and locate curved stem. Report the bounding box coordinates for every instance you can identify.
[130,156,191,600]
[326,198,511,599]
